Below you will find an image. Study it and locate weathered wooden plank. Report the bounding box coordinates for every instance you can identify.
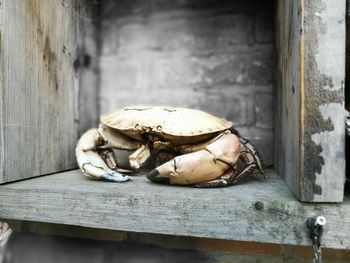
[0,0,77,183]
[0,0,98,183]
[0,169,349,249]
[302,0,345,202]
[276,0,346,202]
[276,0,302,200]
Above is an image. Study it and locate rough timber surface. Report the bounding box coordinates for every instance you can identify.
[276,0,346,202]
[276,0,302,201]
[0,0,99,183]
[0,0,81,183]
[0,170,349,249]
[301,0,345,202]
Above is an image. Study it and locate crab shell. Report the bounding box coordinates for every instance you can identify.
[101,106,233,145]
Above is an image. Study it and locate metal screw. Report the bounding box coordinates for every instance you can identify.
[254,201,264,210]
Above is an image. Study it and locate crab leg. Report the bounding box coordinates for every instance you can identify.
[99,149,134,174]
[147,133,241,185]
[239,138,264,175]
[129,144,151,170]
[76,129,136,182]
[100,149,118,170]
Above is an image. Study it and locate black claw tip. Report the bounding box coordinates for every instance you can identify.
[147,169,159,181]
[147,169,169,184]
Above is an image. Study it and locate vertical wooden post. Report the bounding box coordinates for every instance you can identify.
[0,0,98,183]
[277,0,345,202]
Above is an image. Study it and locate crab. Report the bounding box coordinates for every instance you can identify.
[76,106,264,187]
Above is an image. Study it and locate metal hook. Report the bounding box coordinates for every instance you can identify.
[306,216,326,263]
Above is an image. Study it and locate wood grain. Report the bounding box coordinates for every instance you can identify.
[301,0,345,202]
[276,0,345,202]
[276,0,302,200]
[0,169,349,249]
[0,0,97,183]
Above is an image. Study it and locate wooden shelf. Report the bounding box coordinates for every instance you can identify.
[0,170,349,249]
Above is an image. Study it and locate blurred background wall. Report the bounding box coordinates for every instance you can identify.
[97,0,275,166]
[2,221,350,263]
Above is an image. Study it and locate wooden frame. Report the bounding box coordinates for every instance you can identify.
[0,0,343,202]
[0,0,349,250]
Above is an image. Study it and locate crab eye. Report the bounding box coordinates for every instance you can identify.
[156,125,162,131]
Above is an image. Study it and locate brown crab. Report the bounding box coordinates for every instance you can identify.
[76,106,264,187]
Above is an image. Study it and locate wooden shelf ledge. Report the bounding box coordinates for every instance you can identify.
[0,170,349,249]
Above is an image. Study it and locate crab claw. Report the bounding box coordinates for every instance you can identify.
[76,129,133,182]
[147,133,241,185]
[100,172,131,182]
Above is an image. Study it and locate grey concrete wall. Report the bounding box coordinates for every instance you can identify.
[98,0,275,165]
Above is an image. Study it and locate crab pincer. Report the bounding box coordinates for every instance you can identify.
[147,133,244,187]
[76,129,133,182]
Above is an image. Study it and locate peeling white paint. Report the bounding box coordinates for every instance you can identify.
[311,103,345,202]
[315,0,345,91]
[310,0,345,201]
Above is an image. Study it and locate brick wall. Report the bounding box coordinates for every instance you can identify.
[98,0,275,165]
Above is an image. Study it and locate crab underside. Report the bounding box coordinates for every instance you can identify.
[76,106,264,187]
